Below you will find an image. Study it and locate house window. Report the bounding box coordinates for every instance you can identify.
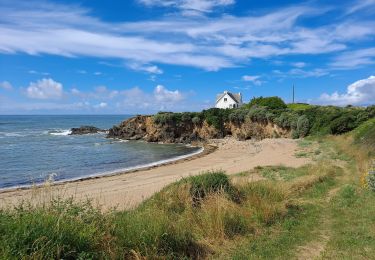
[224,98,227,102]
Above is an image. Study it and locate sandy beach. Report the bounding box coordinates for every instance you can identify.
[0,138,310,210]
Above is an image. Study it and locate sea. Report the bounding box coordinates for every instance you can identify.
[0,115,202,190]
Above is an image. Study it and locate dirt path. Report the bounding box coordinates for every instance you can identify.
[0,138,310,211]
[296,178,343,259]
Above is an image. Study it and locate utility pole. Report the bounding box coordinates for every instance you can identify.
[292,84,295,104]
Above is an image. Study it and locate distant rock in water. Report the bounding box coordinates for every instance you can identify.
[70,126,105,135]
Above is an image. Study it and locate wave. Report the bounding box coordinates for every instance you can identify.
[0,131,25,137]
[48,129,72,136]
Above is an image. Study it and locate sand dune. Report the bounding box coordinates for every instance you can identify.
[0,138,310,210]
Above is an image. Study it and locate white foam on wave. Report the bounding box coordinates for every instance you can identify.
[1,132,24,137]
[49,129,72,136]
[115,139,129,143]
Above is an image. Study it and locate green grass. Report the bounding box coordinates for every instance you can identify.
[256,165,310,181]
[287,103,313,111]
[323,185,375,258]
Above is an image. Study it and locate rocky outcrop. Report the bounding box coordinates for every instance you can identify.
[107,115,291,143]
[70,126,105,135]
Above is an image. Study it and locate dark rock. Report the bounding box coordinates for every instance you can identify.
[70,126,104,135]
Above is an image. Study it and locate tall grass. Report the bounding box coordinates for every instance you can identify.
[0,166,339,259]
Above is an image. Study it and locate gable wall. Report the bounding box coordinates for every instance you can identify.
[215,93,238,109]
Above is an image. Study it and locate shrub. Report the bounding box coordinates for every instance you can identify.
[153,112,174,125]
[229,109,247,124]
[353,118,375,149]
[188,171,241,204]
[201,108,231,130]
[181,112,192,122]
[247,96,287,109]
[296,115,310,137]
[246,107,268,123]
[329,113,358,134]
[192,116,201,125]
[275,112,298,129]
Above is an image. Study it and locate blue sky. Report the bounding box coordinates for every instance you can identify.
[0,0,374,114]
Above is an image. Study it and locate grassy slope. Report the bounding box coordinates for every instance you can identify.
[0,119,374,259]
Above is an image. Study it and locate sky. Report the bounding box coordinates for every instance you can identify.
[0,0,374,114]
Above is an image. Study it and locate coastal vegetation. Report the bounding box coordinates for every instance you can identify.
[108,97,374,143]
[151,99,374,138]
[1,113,374,258]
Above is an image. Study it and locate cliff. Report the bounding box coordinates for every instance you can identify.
[107,115,290,143]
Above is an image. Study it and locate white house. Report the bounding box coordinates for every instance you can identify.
[215,91,243,109]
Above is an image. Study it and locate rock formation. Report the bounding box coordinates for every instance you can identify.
[107,115,290,143]
[70,126,105,135]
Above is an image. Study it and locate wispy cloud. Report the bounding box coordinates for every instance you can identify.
[1,1,374,72]
[330,47,375,69]
[291,62,307,68]
[138,0,234,15]
[242,75,263,86]
[128,63,163,74]
[346,0,375,14]
[0,81,13,90]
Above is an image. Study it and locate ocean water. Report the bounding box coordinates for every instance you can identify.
[0,115,201,189]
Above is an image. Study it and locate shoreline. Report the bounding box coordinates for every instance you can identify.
[0,142,216,194]
[0,138,310,210]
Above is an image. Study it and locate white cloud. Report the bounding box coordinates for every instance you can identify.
[138,0,234,14]
[291,62,307,68]
[0,81,13,90]
[330,47,375,69]
[96,102,107,108]
[242,75,262,86]
[71,85,119,100]
[346,0,375,14]
[94,72,102,76]
[128,63,163,74]
[28,70,50,75]
[289,68,329,78]
[1,2,374,71]
[154,85,183,102]
[319,75,375,105]
[26,78,63,99]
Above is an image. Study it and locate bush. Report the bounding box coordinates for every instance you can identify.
[187,171,241,204]
[192,116,201,125]
[275,112,298,129]
[201,108,231,130]
[153,112,174,125]
[296,115,310,137]
[353,118,375,149]
[247,96,287,110]
[229,109,247,124]
[246,107,268,123]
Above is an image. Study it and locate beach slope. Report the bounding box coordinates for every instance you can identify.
[0,138,309,210]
